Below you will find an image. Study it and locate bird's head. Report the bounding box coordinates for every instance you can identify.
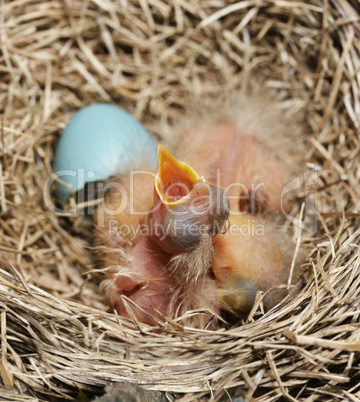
[147,145,229,255]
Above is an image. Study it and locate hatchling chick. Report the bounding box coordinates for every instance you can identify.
[94,94,303,327]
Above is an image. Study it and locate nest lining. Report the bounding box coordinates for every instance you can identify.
[0,0,360,400]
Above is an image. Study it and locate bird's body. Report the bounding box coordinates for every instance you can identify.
[94,95,301,327]
[95,148,225,326]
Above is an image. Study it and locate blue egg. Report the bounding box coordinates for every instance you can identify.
[54,103,157,203]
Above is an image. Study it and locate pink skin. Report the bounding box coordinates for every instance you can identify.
[111,236,172,326]
[177,122,286,213]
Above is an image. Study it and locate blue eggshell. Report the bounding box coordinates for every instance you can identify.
[54,103,157,203]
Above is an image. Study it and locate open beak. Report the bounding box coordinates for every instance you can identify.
[149,145,229,256]
[155,145,206,206]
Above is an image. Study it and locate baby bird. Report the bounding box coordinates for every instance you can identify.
[94,95,300,327]
[95,145,229,326]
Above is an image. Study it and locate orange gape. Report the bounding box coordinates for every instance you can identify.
[94,121,292,327]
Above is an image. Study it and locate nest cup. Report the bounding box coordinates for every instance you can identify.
[0,1,360,400]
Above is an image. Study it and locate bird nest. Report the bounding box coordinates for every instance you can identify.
[1,0,360,400]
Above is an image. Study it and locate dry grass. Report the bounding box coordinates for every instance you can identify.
[0,0,360,400]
